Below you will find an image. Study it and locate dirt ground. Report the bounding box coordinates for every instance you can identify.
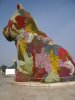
[0,75,75,100]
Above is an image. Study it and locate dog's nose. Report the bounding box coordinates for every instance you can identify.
[3,26,8,35]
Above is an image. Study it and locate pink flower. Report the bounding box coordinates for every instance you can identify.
[35,49,51,73]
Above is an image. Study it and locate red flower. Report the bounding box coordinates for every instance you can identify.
[15,16,26,29]
[32,67,46,81]
[58,48,68,62]
[58,67,70,77]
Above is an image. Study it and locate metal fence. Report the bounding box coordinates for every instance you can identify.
[0,74,75,87]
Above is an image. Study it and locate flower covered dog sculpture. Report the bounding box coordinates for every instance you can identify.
[3,4,75,82]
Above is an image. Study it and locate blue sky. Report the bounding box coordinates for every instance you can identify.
[0,0,75,66]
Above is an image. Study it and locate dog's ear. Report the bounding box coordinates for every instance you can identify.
[17,4,24,10]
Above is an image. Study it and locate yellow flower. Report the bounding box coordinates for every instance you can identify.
[19,39,27,56]
[50,50,60,74]
[25,23,32,32]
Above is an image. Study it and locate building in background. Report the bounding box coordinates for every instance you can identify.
[5,60,17,75]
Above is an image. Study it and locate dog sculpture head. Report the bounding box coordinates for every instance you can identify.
[3,4,38,42]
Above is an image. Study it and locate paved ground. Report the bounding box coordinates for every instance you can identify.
[0,75,75,100]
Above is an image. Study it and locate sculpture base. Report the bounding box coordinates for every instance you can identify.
[15,70,30,82]
[15,70,75,83]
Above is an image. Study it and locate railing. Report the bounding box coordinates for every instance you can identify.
[15,75,75,81]
[0,75,75,87]
[14,75,75,87]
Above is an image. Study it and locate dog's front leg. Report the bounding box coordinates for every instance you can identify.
[15,38,32,81]
[17,39,33,75]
